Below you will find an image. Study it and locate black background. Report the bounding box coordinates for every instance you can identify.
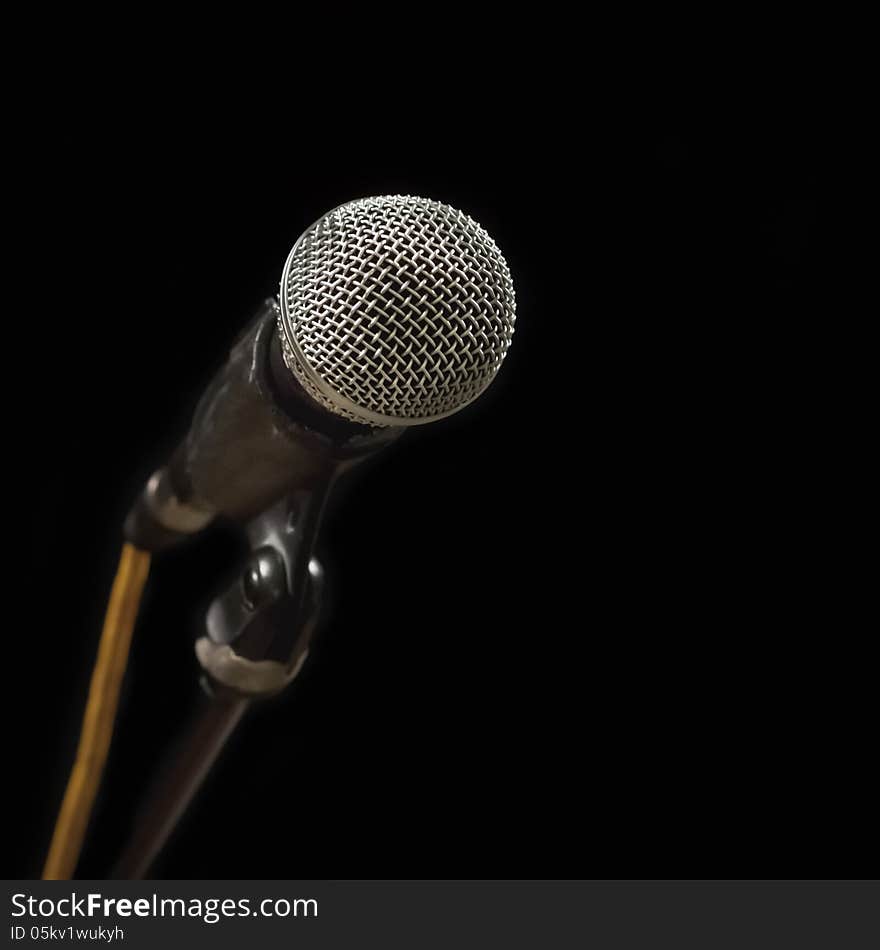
[7,63,857,881]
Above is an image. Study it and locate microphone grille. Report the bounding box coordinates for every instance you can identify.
[277,195,516,427]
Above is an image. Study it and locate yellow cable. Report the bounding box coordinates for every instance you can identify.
[42,542,151,880]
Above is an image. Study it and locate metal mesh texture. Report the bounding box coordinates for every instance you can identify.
[277,195,516,426]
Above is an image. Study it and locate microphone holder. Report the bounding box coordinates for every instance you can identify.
[112,487,327,879]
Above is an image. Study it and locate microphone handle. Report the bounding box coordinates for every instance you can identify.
[125,301,402,551]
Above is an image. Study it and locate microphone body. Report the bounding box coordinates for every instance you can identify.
[126,195,515,551]
[124,300,401,552]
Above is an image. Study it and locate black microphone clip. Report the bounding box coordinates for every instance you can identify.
[195,492,325,698]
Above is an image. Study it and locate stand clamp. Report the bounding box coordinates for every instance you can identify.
[195,493,324,697]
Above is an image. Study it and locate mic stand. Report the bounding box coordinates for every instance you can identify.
[112,486,328,879]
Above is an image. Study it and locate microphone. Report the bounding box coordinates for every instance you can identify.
[125,195,516,552]
[107,197,516,877]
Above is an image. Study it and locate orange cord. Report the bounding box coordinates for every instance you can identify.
[42,542,151,879]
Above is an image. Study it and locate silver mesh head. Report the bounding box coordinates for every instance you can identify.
[277,195,516,427]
